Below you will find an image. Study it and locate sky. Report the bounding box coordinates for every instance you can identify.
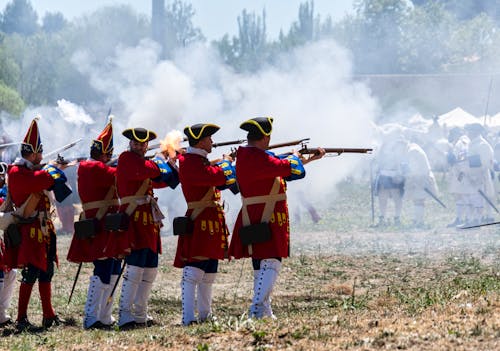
[0,0,355,39]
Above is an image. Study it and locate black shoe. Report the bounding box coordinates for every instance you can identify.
[15,317,39,332]
[99,322,115,330]
[86,321,106,330]
[42,315,64,329]
[119,321,137,330]
[0,319,12,328]
[133,318,155,328]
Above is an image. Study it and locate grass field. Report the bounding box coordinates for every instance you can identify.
[0,178,499,350]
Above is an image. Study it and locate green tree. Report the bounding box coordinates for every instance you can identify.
[163,0,205,58]
[42,12,67,33]
[445,14,500,73]
[338,0,411,74]
[1,0,39,35]
[214,9,268,72]
[412,0,500,21]
[3,32,67,105]
[69,5,149,61]
[0,81,25,115]
[279,1,316,50]
[398,1,455,73]
[0,43,20,88]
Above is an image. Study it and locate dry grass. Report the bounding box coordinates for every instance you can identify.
[0,178,499,350]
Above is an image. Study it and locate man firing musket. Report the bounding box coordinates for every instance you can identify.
[228,117,326,320]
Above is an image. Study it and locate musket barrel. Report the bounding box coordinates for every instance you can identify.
[42,138,83,162]
[300,147,372,155]
[212,139,246,148]
[267,138,310,150]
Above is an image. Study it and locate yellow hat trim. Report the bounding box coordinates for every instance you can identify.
[131,129,149,143]
[240,117,273,136]
[186,123,219,140]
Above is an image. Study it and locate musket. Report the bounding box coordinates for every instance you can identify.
[106,260,126,305]
[298,145,373,156]
[478,189,499,213]
[213,139,246,148]
[146,139,246,159]
[54,154,87,166]
[42,138,83,162]
[459,221,500,229]
[0,142,20,148]
[68,262,82,304]
[267,138,310,150]
[424,188,447,209]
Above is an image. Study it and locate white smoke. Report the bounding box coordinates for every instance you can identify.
[69,38,378,204]
[3,37,378,224]
[56,99,94,126]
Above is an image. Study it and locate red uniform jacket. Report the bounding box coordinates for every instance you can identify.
[228,146,292,259]
[6,163,56,271]
[115,151,162,254]
[173,152,229,268]
[67,160,121,262]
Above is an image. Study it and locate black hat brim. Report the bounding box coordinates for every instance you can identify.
[122,128,157,142]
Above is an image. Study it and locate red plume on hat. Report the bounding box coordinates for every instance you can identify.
[21,116,43,154]
[92,115,114,154]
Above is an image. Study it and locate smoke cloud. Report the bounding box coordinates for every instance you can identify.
[71,39,377,202]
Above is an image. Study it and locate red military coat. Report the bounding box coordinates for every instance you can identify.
[228,146,292,259]
[67,160,122,262]
[114,151,162,254]
[173,152,229,268]
[6,163,56,271]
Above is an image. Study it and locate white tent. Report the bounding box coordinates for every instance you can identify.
[438,107,479,127]
[484,112,500,129]
[407,113,432,131]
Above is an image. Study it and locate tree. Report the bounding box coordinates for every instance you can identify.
[0,81,24,115]
[214,9,268,72]
[163,0,205,58]
[1,0,39,35]
[279,1,316,49]
[346,0,411,74]
[3,32,67,105]
[0,44,20,88]
[398,1,455,73]
[70,5,150,61]
[411,0,500,22]
[42,12,67,33]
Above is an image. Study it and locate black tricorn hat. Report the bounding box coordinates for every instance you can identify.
[122,128,157,142]
[184,123,220,142]
[240,117,274,138]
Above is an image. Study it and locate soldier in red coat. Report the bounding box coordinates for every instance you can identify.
[7,117,71,330]
[67,117,124,329]
[0,162,16,327]
[116,127,179,328]
[228,117,324,319]
[174,123,235,325]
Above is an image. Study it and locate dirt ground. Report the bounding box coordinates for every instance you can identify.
[0,179,498,350]
[0,223,498,351]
